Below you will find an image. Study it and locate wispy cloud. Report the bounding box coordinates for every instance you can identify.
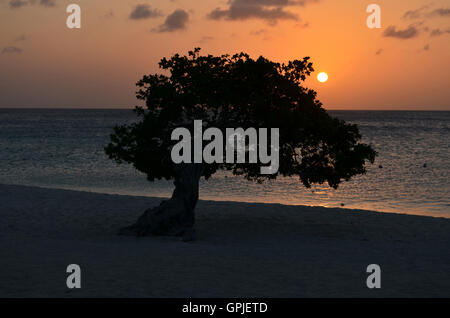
[403,5,450,19]
[402,5,430,20]
[430,28,450,36]
[9,0,28,9]
[2,46,23,54]
[129,4,162,20]
[401,5,450,38]
[39,0,55,7]
[428,8,450,17]
[9,0,56,9]
[207,0,317,25]
[383,25,419,39]
[155,9,189,32]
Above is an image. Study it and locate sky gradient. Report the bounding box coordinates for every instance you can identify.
[1,0,449,110]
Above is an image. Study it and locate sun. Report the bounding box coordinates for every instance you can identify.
[317,72,328,83]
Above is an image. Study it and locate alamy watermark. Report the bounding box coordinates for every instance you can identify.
[66,264,81,289]
[171,120,279,175]
[367,4,382,29]
[366,264,381,289]
[66,4,81,29]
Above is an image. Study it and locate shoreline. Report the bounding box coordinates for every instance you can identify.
[1,183,449,297]
[2,182,447,220]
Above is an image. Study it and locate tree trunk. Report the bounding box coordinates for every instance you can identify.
[118,164,203,240]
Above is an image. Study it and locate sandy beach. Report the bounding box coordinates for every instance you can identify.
[0,183,449,298]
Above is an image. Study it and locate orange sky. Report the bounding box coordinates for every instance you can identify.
[0,0,449,110]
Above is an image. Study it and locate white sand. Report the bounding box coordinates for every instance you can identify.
[0,183,449,298]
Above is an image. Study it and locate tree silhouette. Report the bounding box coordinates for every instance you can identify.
[105,48,376,238]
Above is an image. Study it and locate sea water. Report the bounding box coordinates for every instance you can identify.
[0,109,448,217]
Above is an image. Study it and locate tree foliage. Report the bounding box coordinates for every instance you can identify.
[105,48,376,189]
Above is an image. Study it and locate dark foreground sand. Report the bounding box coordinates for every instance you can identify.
[0,184,449,297]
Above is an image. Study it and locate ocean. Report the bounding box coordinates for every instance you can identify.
[0,109,448,217]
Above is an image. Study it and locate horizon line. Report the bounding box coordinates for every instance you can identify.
[0,107,449,111]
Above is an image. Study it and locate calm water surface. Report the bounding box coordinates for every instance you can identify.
[0,109,448,217]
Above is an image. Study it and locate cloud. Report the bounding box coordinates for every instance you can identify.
[402,5,430,20]
[39,0,55,7]
[383,25,419,39]
[9,0,56,9]
[155,9,189,32]
[403,6,450,19]
[129,4,162,20]
[401,6,450,39]
[428,8,450,17]
[430,28,450,36]
[2,46,23,54]
[207,0,316,24]
[9,0,28,8]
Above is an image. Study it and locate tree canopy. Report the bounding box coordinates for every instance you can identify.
[105,48,376,189]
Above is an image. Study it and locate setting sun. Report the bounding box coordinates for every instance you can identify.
[317,72,328,83]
